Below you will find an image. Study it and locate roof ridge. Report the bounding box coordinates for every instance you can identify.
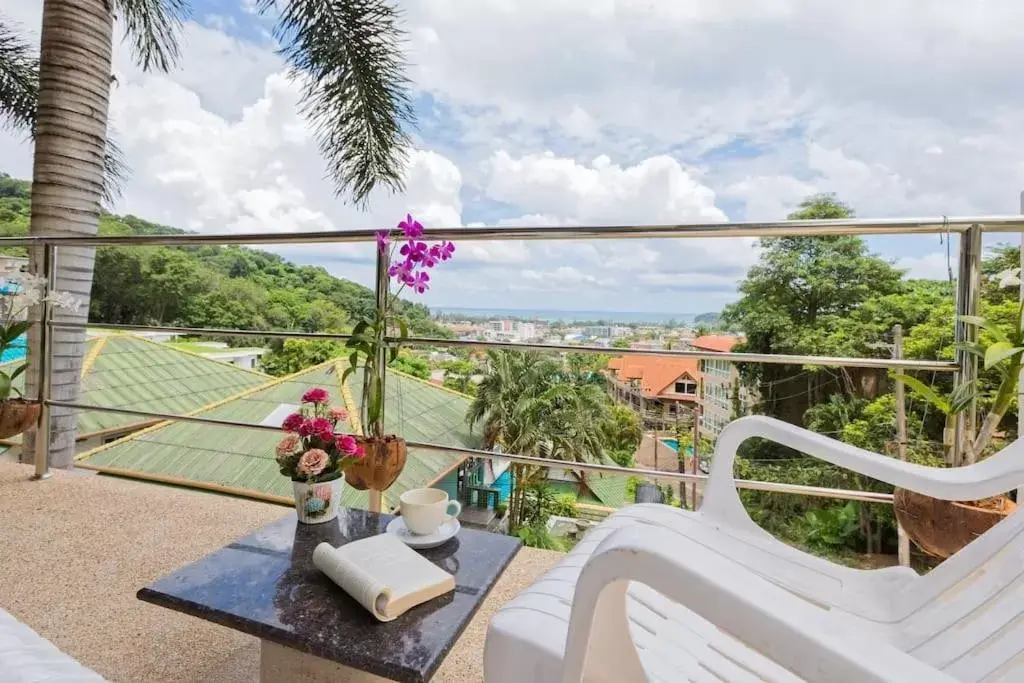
[128,334,270,377]
[80,336,107,379]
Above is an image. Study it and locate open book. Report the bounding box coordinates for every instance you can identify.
[313,535,455,622]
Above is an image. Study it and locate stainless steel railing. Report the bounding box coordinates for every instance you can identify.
[15,211,993,505]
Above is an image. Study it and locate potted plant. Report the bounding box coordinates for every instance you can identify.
[893,267,1024,557]
[0,265,79,439]
[341,214,456,491]
[276,388,366,524]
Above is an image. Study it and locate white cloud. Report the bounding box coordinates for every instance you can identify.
[7,0,1024,312]
[897,253,954,281]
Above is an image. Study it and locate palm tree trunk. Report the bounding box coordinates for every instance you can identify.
[23,0,113,468]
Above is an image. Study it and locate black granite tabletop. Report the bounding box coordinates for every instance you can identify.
[138,509,521,682]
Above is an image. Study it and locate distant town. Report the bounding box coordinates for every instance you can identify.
[433,310,728,349]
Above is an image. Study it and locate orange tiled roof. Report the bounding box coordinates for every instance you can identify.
[691,335,739,353]
[609,355,699,398]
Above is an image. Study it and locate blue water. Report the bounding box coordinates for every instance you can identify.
[1,334,26,363]
[659,438,693,457]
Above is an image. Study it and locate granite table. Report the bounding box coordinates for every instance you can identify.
[138,509,522,683]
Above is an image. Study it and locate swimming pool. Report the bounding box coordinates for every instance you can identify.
[658,437,693,456]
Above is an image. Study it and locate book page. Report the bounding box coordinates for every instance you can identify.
[312,542,390,619]
[313,535,455,621]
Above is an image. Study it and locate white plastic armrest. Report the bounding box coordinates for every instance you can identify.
[560,525,956,683]
[707,414,1024,502]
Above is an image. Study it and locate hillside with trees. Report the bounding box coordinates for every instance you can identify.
[0,173,449,365]
[723,193,1017,562]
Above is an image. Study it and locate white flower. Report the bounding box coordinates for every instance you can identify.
[50,291,81,312]
[996,267,1022,289]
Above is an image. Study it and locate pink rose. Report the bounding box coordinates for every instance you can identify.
[329,407,349,422]
[336,434,358,455]
[297,449,329,477]
[275,434,300,459]
[302,387,330,404]
[307,417,333,441]
[353,445,366,459]
[297,419,314,437]
[282,413,304,432]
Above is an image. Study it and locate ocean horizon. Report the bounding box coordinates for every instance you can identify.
[432,306,700,325]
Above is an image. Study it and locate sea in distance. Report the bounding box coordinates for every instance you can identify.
[433,307,698,325]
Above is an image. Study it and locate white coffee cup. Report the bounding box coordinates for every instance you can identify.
[399,488,462,535]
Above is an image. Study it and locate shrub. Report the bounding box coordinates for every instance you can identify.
[550,493,578,518]
[515,522,566,551]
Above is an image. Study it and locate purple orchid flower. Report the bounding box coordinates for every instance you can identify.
[411,271,430,294]
[398,214,424,239]
[421,247,439,268]
[375,230,389,253]
[388,260,414,285]
[400,240,428,263]
[439,240,456,261]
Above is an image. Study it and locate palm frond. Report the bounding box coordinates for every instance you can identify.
[0,16,38,133]
[113,0,190,72]
[101,135,130,207]
[267,0,414,204]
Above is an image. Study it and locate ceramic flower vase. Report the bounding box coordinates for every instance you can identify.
[293,474,344,524]
[345,436,407,491]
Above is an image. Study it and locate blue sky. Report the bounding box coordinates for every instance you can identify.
[3,0,1024,314]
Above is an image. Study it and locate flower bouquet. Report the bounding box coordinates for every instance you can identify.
[276,387,365,524]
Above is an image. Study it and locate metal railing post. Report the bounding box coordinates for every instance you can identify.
[32,244,56,480]
[367,243,389,513]
[953,225,982,465]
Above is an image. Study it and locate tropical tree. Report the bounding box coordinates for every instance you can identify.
[21,0,415,467]
[468,349,611,527]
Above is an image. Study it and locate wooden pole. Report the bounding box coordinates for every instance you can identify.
[893,324,910,567]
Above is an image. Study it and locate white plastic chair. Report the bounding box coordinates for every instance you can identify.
[484,415,1024,682]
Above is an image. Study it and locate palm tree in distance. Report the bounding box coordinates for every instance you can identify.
[21,0,415,467]
[469,350,610,528]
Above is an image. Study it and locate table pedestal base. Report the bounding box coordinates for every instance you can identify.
[260,640,393,683]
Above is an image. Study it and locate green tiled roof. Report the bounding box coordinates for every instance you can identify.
[77,336,269,435]
[2,335,269,442]
[80,362,480,511]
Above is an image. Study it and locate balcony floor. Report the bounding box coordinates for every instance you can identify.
[0,462,561,682]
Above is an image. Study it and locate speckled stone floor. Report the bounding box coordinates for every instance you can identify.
[0,463,562,682]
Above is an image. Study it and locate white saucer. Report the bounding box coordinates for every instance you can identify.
[386,517,460,549]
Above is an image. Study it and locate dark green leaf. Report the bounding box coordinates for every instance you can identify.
[892,372,951,414]
[263,0,414,204]
[113,0,189,72]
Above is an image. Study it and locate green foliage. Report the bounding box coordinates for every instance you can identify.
[599,404,642,457]
[550,493,579,518]
[607,449,635,468]
[625,475,641,502]
[390,354,429,379]
[520,482,557,526]
[610,338,630,349]
[515,522,565,551]
[801,503,861,551]
[261,339,346,376]
[443,375,477,395]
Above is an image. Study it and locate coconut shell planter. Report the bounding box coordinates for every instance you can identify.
[0,399,40,439]
[345,436,408,491]
[894,488,1016,559]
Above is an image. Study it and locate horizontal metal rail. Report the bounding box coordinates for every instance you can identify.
[3,216,1024,248]
[50,321,957,371]
[50,399,894,504]
[393,336,957,372]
